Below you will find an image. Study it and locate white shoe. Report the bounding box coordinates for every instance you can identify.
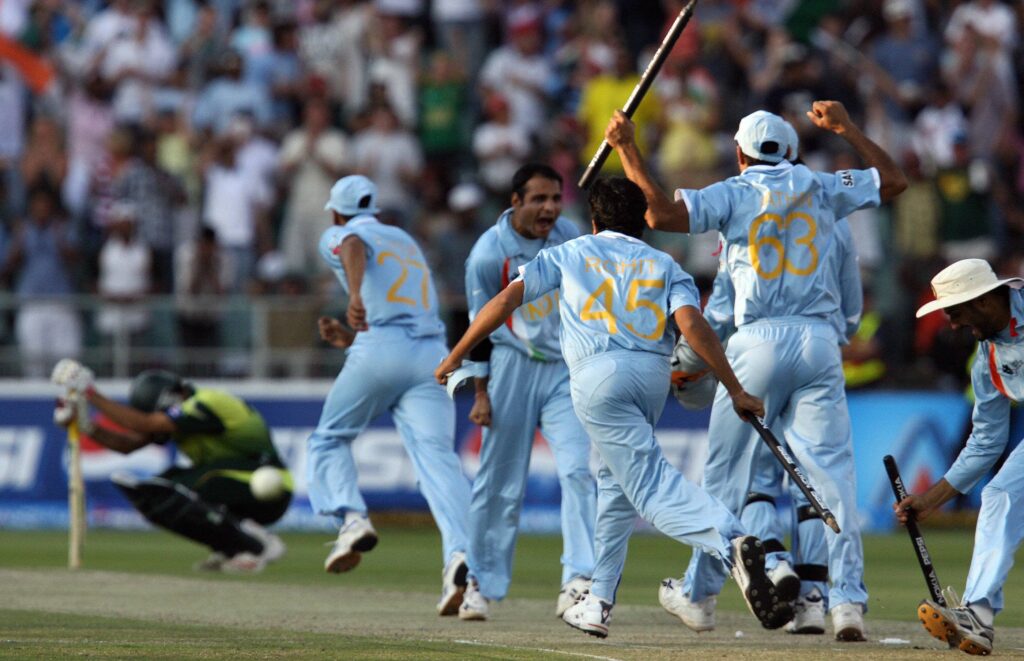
[729,536,791,629]
[221,551,266,574]
[324,515,378,573]
[786,588,826,634]
[831,602,867,641]
[194,552,228,572]
[556,576,592,617]
[458,578,489,621]
[918,600,994,655]
[658,578,716,632]
[437,551,469,616]
[561,592,612,638]
[241,519,286,564]
[768,560,800,602]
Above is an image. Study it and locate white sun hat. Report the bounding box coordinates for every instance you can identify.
[915,258,1024,318]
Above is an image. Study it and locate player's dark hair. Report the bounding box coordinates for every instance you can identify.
[588,177,647,239]
[511,163,562,199]
[737,145,780,168]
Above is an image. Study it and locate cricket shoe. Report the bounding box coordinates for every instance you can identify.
[918,600,993,655]
[241,519,286,564]
[556,576,592,617]
[729,536,791,629]
[437,551,469,616]
[658,578,715,632]
[831,602,867,641]
[194,552,228,572]
[324,515,378,573]
[222,552,267,574]
[458,578,489,621]
[785,588,826,634]
[562,592,612,638]
[768,559,801,603]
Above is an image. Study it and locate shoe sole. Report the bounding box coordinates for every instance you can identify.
[458,609,487,621]
[918,602,991,655]
[918,601,962,647]
[960,639,993,656]
[732,538,787,629]
[437,562,469,616]
[835,627,867,642]
[563,618,608,639]
[325,551,361,573]
[324,532,378,573]
[660,599,714,632]
[772,573,801,603]
[787,623,825,635]
[675,616,714,633]
[437,588,465,616]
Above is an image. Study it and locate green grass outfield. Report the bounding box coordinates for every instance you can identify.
[2,527,1023,659]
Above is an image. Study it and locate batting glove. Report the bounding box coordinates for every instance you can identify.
[53,397,75,427]
[50,358,95,394]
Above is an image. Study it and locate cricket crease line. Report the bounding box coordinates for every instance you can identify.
[454,639,625,661]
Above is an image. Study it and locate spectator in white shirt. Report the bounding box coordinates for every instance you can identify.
[479,11,552,140]
[95,201,152,340]
[350,104,423,226]
[278,97,350,276]
[199,136,271,291]
[472,92,531,200]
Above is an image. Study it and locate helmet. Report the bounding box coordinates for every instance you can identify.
[670,335,719,410]
[129,370,188,412]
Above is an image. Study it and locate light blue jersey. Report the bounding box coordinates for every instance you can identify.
[319,216,445,338]
[677,162,879,327]
[518,231,700,369]
[308,215,470,576]
[947,289,1024,493]
[466,209,580,361]
[705,219,862,344]
[529,230,749,605]
[924,288,1024,615]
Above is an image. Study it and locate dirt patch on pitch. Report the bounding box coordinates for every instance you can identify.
[5,569,1023,659]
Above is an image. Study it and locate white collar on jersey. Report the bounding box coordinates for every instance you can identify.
[346,214,378,227]
[597,230,646,245]
[744,161,794,173]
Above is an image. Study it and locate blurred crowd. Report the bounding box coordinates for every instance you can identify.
[0,0,1021,385]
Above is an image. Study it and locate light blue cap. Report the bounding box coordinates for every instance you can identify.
[734,110,789,164]
[782,120,799,162]
[325,175,380,216]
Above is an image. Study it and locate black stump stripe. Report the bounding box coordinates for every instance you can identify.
[883,454,947,606]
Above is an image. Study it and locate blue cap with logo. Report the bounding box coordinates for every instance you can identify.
[325,175,381,216]
[734,110,789,164]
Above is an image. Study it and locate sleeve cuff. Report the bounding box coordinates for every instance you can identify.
[943,465,978,495]
[674,188,694,215]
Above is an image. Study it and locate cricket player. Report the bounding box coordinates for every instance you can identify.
[457,163,597,621]
[606,100,907,641]
[51,362,290,573]
[437,176,791,638]
[306,174,472,616]
[663,123,864,635]
[897,258,1024,656]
